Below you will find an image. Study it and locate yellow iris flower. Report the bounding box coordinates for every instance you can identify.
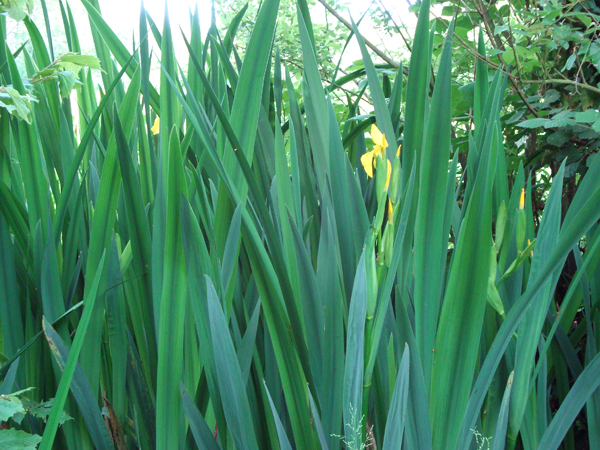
[151,117,160,135]
[360,124,388,178]
[385,159,391,189]
[519,188,525,210]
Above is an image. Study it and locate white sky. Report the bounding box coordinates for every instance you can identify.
[93,0,418,61]
[95,0,416,38]
[85,0,418,85]
[6,0,421,86]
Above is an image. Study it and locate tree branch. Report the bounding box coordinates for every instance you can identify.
[432,8,539,118]
[316,0,400,69]
[522,78,600,96]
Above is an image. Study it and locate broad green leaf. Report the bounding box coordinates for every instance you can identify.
[0,429,41,450]
[28,399,73,426]
[57,53,102,71]
[0,397,24,421]
[0,86,36,123]
[518,118,550,128]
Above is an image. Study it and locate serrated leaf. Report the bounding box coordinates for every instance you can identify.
[57,53,102,71]
[547,130,571,147]
[544,89,561,104]
[28,399,73,425]
[575,109,600,123]
[547,116,577,128]
[518,118,550,128]
[0,86,36,123]
[0,397,24,422]
[0,429,41,450]
[57,71,79,98]
[441,6,454,16]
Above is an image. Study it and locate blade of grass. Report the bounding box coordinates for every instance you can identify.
[53,54,135,246]
[181,385,221,450]
[221,0,280,188]
[508,163,565,448]
[0,212,24,357]
[265,382,293,450]
[537,352,600,450]
[206,275,259,450]
[351,20,396,159]
[80,0,160,112]
[458,153,600,449]
[382,344,410,450]
[43,320,114,450]
[155,128,188,450]
[402,0,431,185]
[413,23,454,388]
[38,252,106,450]
[343,250,368,450]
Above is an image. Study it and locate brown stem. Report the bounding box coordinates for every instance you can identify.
[522,78,600,95]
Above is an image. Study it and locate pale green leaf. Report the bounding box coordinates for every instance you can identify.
[28,399,73,426]
[0,86,36,123]
[56,53,102,72]
[0,0,33,21]
[0,429,41,450]
[0,397,24,422]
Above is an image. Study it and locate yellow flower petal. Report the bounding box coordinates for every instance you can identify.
[387,198,393,223]
[151,117,160,135]
[396,144,402,157]
[519,188,525,210]
[360,151,375,178]
[370,124,388,150]
[385,159,392,189]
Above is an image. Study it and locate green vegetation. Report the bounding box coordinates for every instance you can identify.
[0,0,599,449]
